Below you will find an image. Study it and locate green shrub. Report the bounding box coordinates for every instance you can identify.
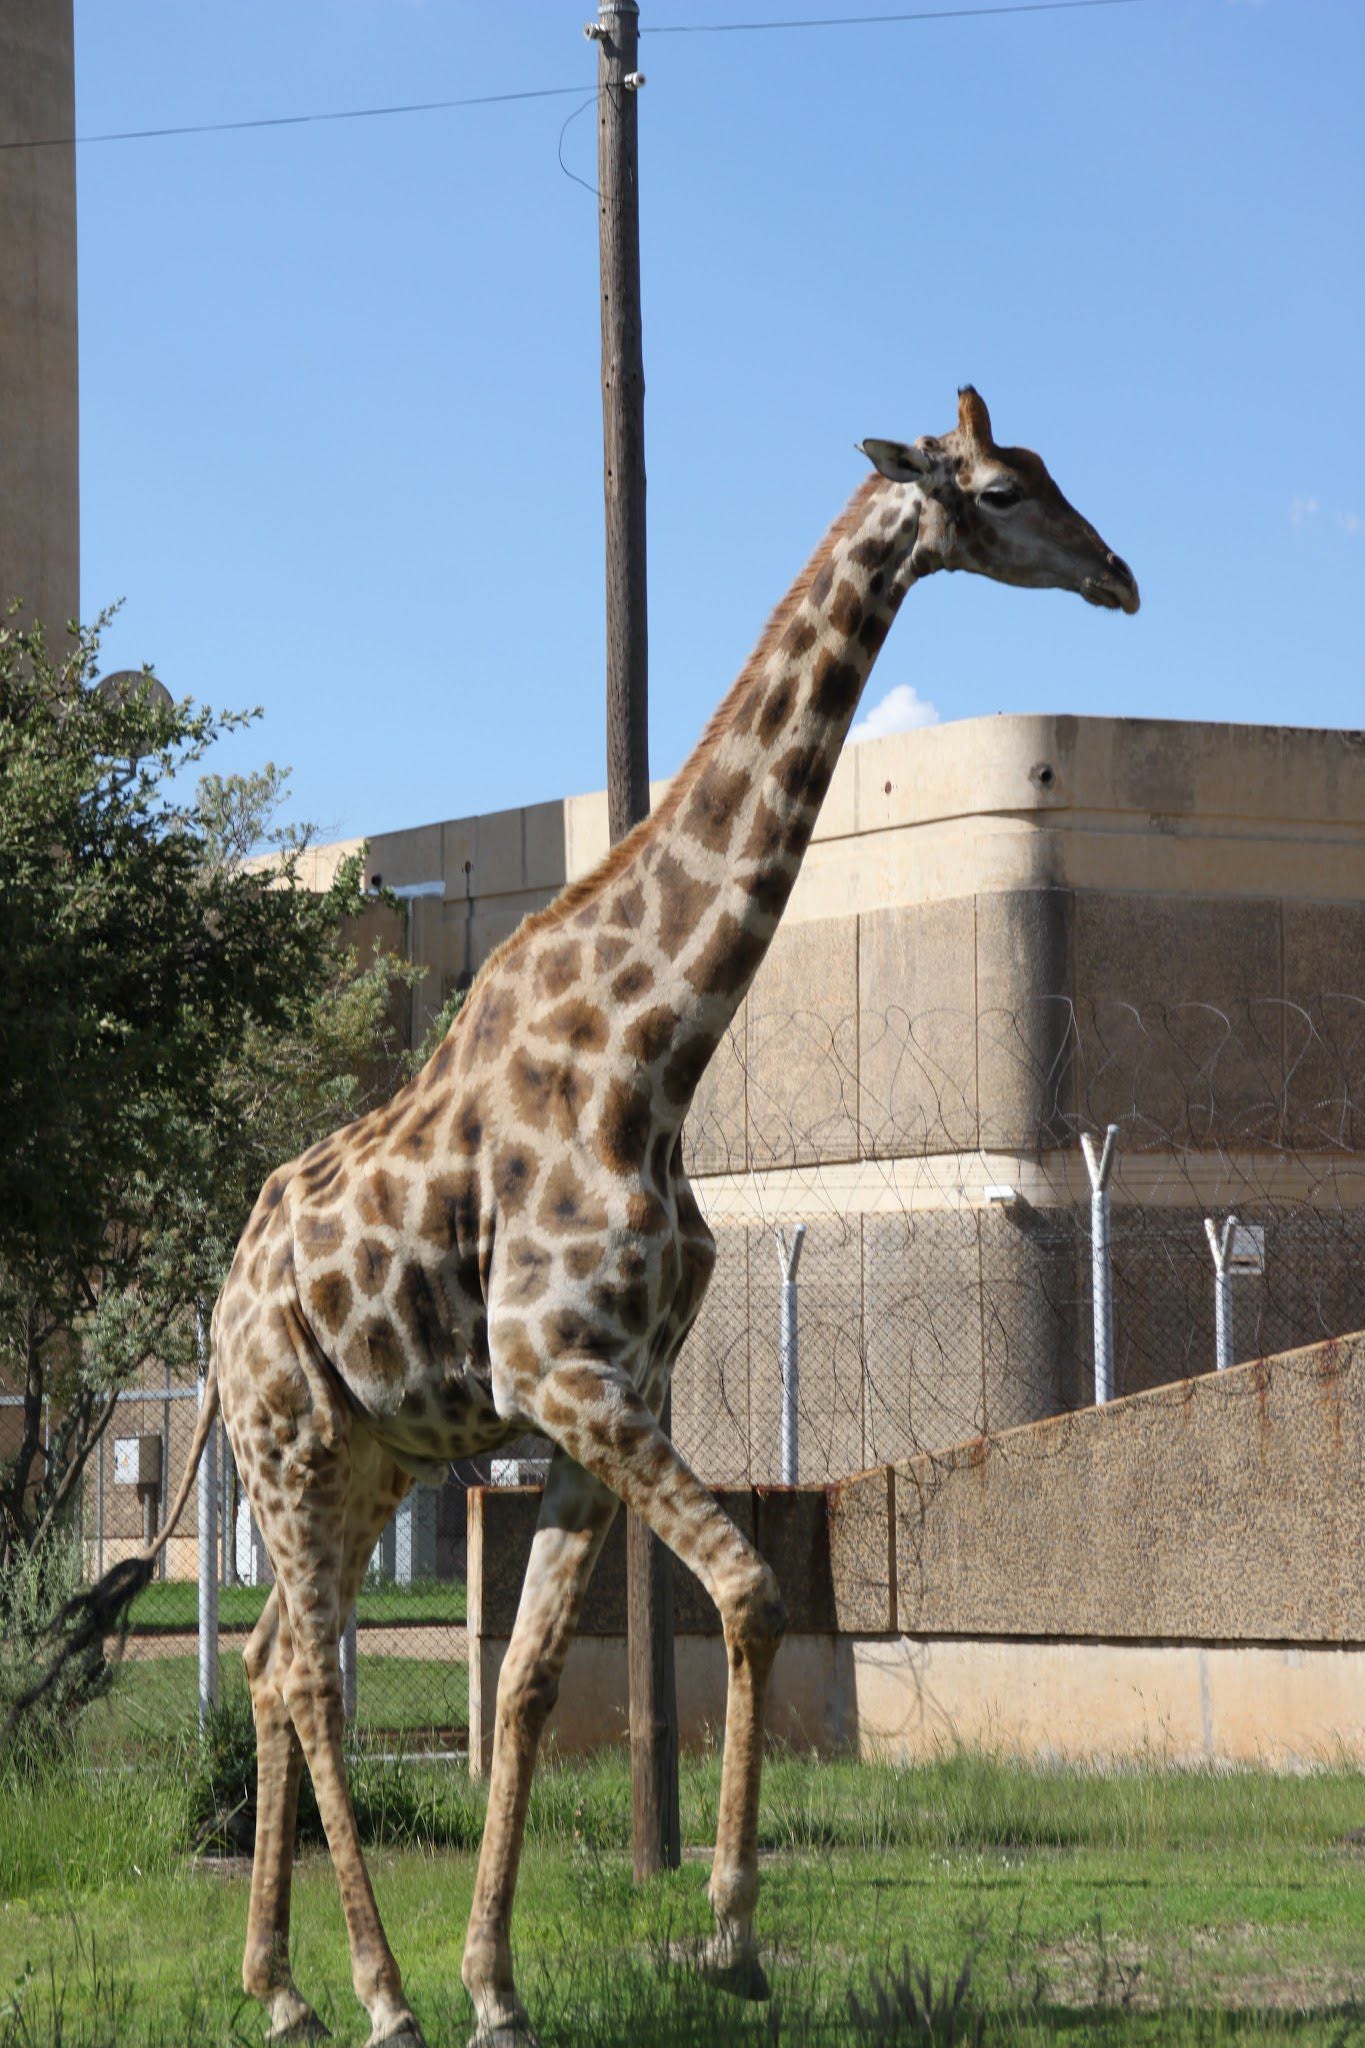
[187,1692,487,1854]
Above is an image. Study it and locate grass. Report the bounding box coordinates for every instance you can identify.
[122,1576,467,1634]
[0,1747,1361,2047]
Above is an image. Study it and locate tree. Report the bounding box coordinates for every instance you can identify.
[0,616,411,1573]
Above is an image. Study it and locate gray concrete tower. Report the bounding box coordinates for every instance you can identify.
[0,0,78,640]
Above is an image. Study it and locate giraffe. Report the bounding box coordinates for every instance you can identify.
[149,388,1139,2048]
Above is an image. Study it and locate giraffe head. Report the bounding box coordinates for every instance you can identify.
[860,386,1139,614]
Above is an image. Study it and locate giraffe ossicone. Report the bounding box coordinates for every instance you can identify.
[145,389,1138,2048]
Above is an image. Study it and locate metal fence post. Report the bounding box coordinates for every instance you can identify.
[774,1225,807,1484]
[396,1493,413,1586]
[220,1424,235,1587]
[96,1425,105,1581]
[1204,1215,1238,1372]
[340,1606,357,1726]
[196,1306,218,1735]
[1080,1124,1120,1403]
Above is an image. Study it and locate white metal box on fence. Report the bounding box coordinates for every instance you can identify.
[113,1434,162,1487]
[1228,1223,1267,1275]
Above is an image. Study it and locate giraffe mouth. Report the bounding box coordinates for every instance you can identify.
[1082,574,1140,616]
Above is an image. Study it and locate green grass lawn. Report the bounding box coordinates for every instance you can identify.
[1,1749,1361,2047]
[82,1653,468,1758]
[122,1576,466,1634]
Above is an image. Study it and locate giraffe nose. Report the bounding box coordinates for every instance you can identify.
[1104,551,1140,614]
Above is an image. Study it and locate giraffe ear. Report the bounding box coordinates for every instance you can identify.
[859,437,937,483]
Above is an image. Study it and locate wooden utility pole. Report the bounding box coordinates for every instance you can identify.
[587,0,681,1878]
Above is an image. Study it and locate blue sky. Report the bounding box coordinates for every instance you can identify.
[74,1,1363,845]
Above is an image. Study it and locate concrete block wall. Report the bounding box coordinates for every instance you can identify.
[466,1336,1365,1770]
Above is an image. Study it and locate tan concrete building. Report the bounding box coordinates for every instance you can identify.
[0,0,78,639]
[308,713,1365,1485]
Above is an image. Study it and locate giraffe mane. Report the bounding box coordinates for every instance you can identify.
[462,474,883,1007]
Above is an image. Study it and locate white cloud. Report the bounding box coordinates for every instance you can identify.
[1289,495,1319,530]
[1339,511,1363,538]
[848,682,940,745]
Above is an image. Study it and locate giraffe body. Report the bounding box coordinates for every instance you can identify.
[207,389,1138,2047]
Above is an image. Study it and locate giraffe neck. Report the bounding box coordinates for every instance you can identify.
[596,473,923,1110]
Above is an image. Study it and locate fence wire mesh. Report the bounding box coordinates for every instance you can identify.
[59,995,1365,1754]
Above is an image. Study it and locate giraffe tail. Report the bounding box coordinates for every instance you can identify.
[2,1360,221,1754]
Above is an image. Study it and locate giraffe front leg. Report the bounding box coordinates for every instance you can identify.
[240,1589,328,2041]
[524,1361,787,2003]
[462,1450,618,2048]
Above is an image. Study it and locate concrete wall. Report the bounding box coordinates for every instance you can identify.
[340,717,1365,984]
[0,0,78,638]
[466,1336,1365,1770]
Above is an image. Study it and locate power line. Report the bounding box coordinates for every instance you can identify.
[646,0,1143,32]
[0,82,591,153]
[0,0,1151,154]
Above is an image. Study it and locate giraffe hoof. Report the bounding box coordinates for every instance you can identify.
[696,1942,771,2002]
[466,2024,539,2048]
[267,1994,330,2041]
[369,2021,427,2048]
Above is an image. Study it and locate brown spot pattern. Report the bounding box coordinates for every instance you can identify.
[493,1144,534,1215]
[593,934,630,971]
[356,1238,392,1297]
[308,1270,353,1335]
[508,1047,592,1138]
[537,1160,609,1235]
[611,960,653,1003]
[683,761,748,853]
[419,1172,477,1251]
[782,614,816,658]
[828,581,862,635]
[757,679,795,746]
[535,941,581,998]
[451,1097,483,1153]
[363,1317,408,1386]
[466,986,518,1060]
[662,1033,715,1107]
[534,997,609,1055]
[623,1004,675,1067]
[810,649,862,721]
[684,913,766,1000]
[654,851,710,960]
[596,1076,653,1174]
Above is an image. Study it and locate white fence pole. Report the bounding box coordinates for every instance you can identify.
[1080,1124,1120,1404]
[1204,1215,1238,1372]
[774,1225,807,1485]
[340,1607,357,1725]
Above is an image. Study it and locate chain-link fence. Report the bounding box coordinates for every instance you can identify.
[65,1391,469,1759]
[59,995,1365,1756]
[674,996,1365,1482]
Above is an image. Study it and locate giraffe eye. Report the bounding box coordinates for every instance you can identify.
[979,484,1023,511]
